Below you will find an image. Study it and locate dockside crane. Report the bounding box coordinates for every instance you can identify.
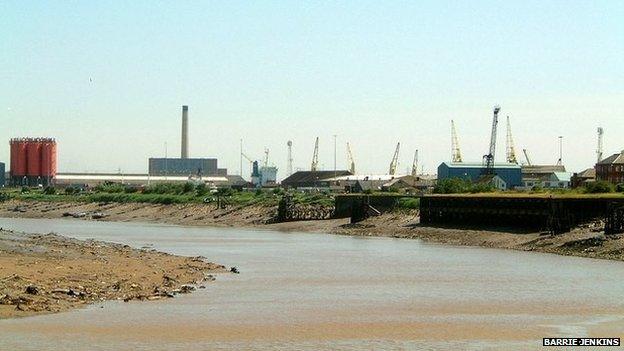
[522,149,532,166]
[389,142,400,175]
[411,149,419,177]
[451,120,463,163]
[346,142,356,174]
[597,127,604,163]
[505,116,518,164]
[483,105,501,174]
[241,152,255,179]
[310,137,319,172]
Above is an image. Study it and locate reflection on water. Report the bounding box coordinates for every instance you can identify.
[1,217,623,351]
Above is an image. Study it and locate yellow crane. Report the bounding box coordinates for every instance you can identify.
[451,120,462,163]
[506,116,518,164]
[411,149,419,176]
[389,142,400,175]
[346,142,355,174]
[310,137,319,171]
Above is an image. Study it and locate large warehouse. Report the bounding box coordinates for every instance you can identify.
[148,158,227,177]
[437,162,522,190]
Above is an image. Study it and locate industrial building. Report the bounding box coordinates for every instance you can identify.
[325,174,434,193]
[596,150,624,184]
[0,162,5,187]
[519,165,571,189]
[437,162,522,190]
[571,168,596,188]
[281,170,352,189]
[250,160,277,188]
[148,105,228,177]
[148,158,226,177]
[9,138,57,186]
[54,173,245,189]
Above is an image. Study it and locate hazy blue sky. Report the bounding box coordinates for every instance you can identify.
[2,1,623,178]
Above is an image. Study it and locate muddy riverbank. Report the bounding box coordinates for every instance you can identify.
[0,228,226,319]
[2,199,623,262]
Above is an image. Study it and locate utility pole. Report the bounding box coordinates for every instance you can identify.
[164,142,168,181]
[239,139,243,176]
[557,136,563,166]
[333,134,337,179]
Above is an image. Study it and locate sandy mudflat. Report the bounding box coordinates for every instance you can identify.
[0,229,226,319]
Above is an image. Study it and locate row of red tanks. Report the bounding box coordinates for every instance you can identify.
[10,138,57,186]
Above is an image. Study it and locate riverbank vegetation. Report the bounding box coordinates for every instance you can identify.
[0,183,339,207]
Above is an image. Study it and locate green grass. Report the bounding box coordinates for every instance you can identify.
[0,186,288,206]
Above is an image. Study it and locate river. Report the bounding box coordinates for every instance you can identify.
[0,217,623,350]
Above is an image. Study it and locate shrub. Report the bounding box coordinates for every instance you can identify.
[43,186,56,195]
[124,186,138,193]
[584,181,614,193]
[21,186,30,193]
[95,182,125,193]
[434,178,494,194]
[216,187,234,196]
[397,197,419,209]
[195,183,207,196]
[182,182,195,193]
[616,183,624,193]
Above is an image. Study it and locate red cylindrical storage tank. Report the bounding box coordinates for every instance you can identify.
[50,141,57,177]
[41,140,57,177]
[26,141,42,176]
[14,140,28,177]
[10,140,17,177]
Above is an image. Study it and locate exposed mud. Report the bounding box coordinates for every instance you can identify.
[2,199,624,262]
[0,228,226,319]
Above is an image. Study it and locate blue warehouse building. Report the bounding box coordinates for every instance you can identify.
[437,162,522,190]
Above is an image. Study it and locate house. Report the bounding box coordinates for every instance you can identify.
[596,150,624,184]
[571,168,596,188]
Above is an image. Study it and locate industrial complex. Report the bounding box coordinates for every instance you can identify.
[1,104,621,194]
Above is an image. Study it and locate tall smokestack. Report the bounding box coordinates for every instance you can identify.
[181,105,189,158]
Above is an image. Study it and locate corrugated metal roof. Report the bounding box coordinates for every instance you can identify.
[521,165,566,174]
[597,151,624,165]
[56,173,229,182]
[326,174,410,181]
[441,162,521,169]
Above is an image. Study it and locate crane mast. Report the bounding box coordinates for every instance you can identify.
[389,142,400,175]
[346,142,356,174]
[263,148,269,168]
[522,148,532,166]
[505,116,518,164]
[483,105,500,174]
[451,120,463,163]
[597,127,604,163]
[286,141,293,176]
[310,137,319,172]
[411,149,419,177]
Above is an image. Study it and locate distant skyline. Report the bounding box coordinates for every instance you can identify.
[2,1,623,179]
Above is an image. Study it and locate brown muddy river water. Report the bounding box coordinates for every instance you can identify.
[0,218,623,350]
